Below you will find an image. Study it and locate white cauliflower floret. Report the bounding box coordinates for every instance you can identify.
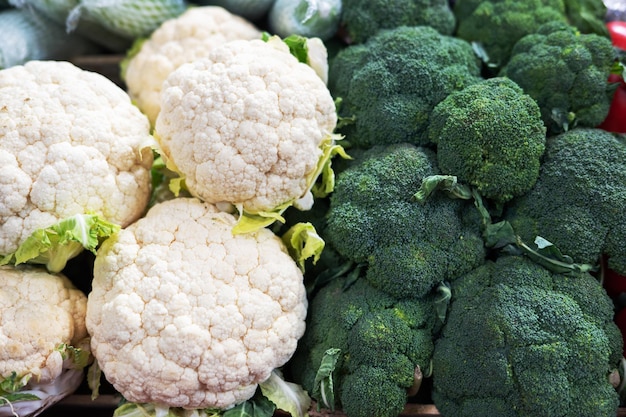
[0,60,154,263]
[154,38,338,223]
[0,265,90,417]
[0,266,89,382]
[123,6,262,125]
[86,197,308,410]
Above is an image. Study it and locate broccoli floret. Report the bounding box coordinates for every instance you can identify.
[453,0,568,67]
[500,21,615,134]
[324,143,486,298]
[428,77,547,203]
[289,272,442,417]
[432,255,623,417]
[339,0,456,44]
[329,26,482,149]
[504,128,626,275]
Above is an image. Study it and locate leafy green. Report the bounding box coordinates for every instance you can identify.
[281,222,325,272]
[55,344,90,369]
[0,372,38,405]
[312,348,341,411]
[222,395,275,417]
[259,370,311,417]
[261,32,309,63]
[0,213,120,273]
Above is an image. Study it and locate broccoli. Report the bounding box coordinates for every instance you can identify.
[500,21,615,134]
[563,0,610,37]
[329,25,482,149]
[289,270,444,417]
[428,77,547,204]
[504,128,626,275]
[453,0,568,68]
[339,0,456,44]
[324,143,486,299]
[432,255,623,417]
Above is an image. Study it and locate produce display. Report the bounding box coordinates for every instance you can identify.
[1,0,626,417]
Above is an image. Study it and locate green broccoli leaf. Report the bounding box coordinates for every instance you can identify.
[413,175,473,203]
[0,213,120,273]
[517,235,598,275]
[312,348,341,411]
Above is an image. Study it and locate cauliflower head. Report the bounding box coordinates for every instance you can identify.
[123,6,262,125]
[86,197,308,410]
[0,265,89,384]
[154,37,338,223]
[0,60,154,257]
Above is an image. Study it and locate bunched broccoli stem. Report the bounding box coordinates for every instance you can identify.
[414,174,598,276]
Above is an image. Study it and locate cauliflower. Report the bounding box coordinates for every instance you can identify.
[0,265,90,417]
[86,197,308,411]
[123,6,263,125]
[154,37,339,232]
[0,60,154,272]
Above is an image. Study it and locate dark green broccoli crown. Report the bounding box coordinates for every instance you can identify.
[329,25,482,149]
[340,0,456,44]
[454,0,568,67]
[505,128,626,274]
[428,77,547,203]
[340,365,410,417]
[289,274,439,417]
[432,255,622,417]
[501,21,615,134]
[325,143,486,298]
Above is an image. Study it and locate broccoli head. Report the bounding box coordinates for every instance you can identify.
[428,77,547,203]
[501,21,615,134]
[432,255,623,417]
[504,128,626,275]
[324,143,486,299]
[329,26,482,149]
[453,0,568,67]
[289,271,443,417]
[339,0,456,44]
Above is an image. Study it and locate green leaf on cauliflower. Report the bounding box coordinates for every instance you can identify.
[233,203,291,235]
[259,370,311,417]
[310,133,351,198]
[281,222,325,271]
[233,135,348,235]
[55,344,91,370]
[222,395,276,417]
[0,372,33,396]
[0,213,120,273]
[262,32,309,63]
